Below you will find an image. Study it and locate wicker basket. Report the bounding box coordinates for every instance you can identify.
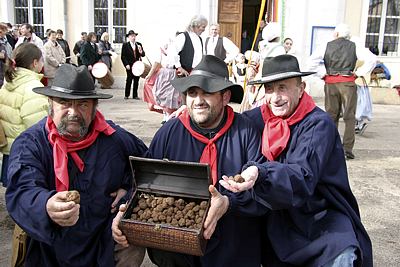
[120,157,211,256]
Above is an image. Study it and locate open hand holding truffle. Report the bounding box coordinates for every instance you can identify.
[219,165,259,192]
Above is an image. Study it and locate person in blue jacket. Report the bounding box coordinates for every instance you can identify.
[220,54,373,267]
[5,64,148,267]
[112,55,267,267]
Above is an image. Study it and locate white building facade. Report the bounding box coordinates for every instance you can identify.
[1,0,399,101]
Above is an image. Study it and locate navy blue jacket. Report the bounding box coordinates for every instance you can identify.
[6,118,148,267]
[147,111,266,267]
[243,106,373,267]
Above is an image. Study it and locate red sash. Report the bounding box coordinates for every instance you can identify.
[261,92,316,161]
[46,111,116,192]
[179,106,234,185]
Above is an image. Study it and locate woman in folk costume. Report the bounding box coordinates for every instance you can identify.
[232,53,247,86]
[152,38,182,123]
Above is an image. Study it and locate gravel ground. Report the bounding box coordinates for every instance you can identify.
[1,87,399,266]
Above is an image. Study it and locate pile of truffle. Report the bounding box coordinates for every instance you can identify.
[130,194,208,229]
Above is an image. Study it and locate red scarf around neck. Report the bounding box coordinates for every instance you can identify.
[46,111,116,192]
[179,106,234,185]
[261,92,316,161]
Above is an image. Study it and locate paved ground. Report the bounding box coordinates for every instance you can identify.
[1,86,400,266]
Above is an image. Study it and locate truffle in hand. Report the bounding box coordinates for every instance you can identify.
[66,190,80,204]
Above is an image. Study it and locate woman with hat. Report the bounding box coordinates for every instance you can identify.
[258,22,286,59]
[121,30,145,100]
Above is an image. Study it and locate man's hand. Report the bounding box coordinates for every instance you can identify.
[203,185,229,240]
[112,204,129,247]
[46,191,80,227]
[110,188,127,213]
[176,67,189,77]
[126,65,131,70]
[219,165,258,193]
[88,65,93,71]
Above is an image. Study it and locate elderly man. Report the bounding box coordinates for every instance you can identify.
[221,54,373,267]
[112,55,266,267]
[5,64,148,267]
[170,15,208,77]
[308,23,376,159]
[205,23,239,63]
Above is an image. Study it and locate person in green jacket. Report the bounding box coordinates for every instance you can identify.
[0,42,49,187]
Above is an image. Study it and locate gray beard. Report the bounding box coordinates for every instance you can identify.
[57,115,89,140]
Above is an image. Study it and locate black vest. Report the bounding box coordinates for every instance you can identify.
[324,38,357,76]
[205,37,226,61]
[179,32,203,72]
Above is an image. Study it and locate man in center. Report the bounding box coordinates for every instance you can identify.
[112,55,267,266]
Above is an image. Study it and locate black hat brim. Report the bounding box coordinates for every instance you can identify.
[171,75,244,104]
[33,86,113,99]
[248,71,315,85]
[126,32,138,37]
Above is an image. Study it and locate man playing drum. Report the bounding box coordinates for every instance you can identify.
[121,30,145,100]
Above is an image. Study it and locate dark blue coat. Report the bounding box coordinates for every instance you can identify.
[243,106,373,267]
[6,118,148,267]
[147,111,267,267]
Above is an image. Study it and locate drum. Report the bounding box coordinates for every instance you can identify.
[92,62,108,78]
[132,61,151,78]
[92,62,114,88]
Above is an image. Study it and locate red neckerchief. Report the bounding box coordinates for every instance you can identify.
[261,92,316,161]
[46,111,116,192]
[178,106,234,185]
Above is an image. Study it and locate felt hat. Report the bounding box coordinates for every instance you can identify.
[171,55,243,103]
[248,54,315,85]
[33,64,112,99]
[126,30,138,37]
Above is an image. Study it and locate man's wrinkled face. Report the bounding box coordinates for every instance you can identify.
[194,23,207,36]
[264,77,305,118]
[186,87,230,129]
[49,97,96,141]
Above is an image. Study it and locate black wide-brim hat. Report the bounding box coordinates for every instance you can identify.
[126,30,138,37]
[171,55,244,103]
[248,54,315,85]
[33,64,112,99]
